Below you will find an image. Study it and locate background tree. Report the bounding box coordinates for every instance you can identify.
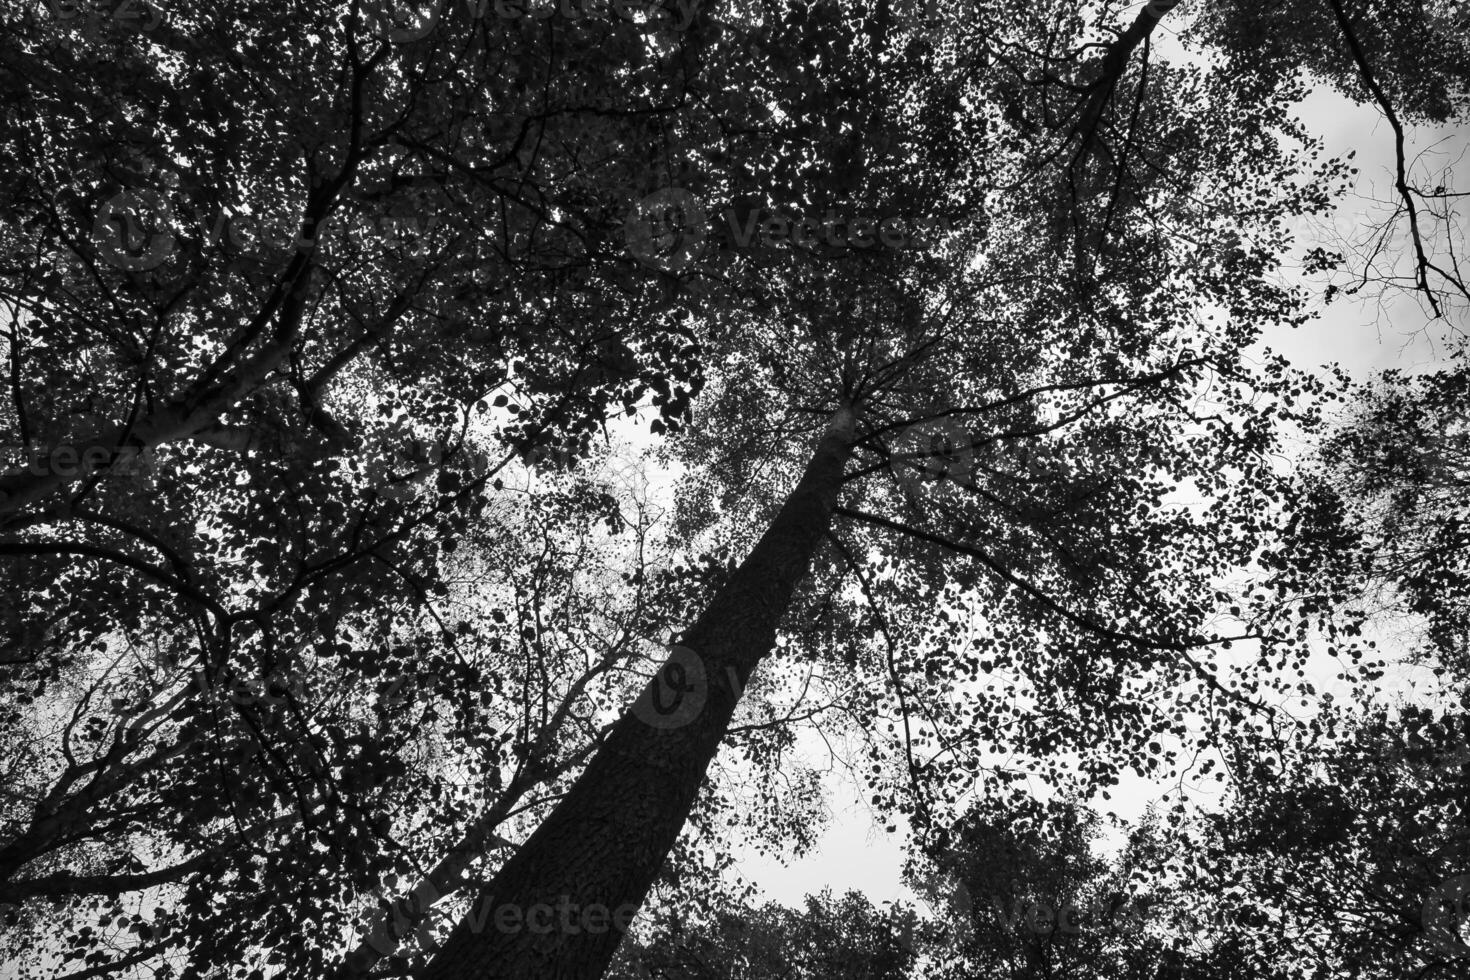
[1154,359,1470,979]
[606,888,916,980]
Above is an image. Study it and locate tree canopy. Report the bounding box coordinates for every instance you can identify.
[1,1,1468,978]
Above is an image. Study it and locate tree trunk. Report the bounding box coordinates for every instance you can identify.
[418,405,857,980]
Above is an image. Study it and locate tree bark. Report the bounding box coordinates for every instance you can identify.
[1073,0,1180,162]
[417,405,857,980]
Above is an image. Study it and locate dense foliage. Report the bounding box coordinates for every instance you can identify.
[1,0,1467,977]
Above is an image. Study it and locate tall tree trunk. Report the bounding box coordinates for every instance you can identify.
[418,405,857,980]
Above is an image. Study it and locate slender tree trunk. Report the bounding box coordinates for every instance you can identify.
[418,405,857,980]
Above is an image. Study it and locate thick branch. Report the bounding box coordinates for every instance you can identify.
[1072,0,1181,165]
